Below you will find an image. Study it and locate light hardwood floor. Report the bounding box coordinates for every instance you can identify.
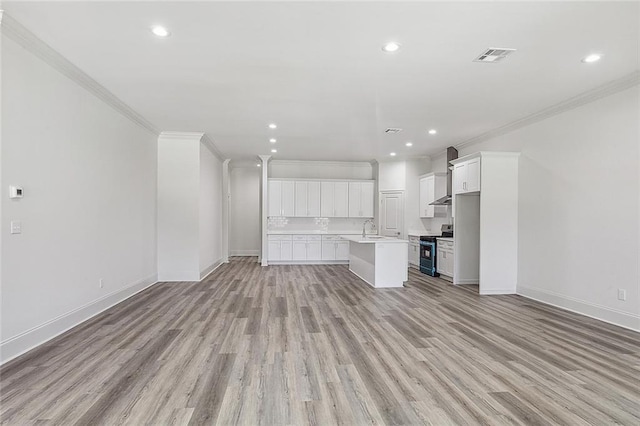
[1,257,639,425]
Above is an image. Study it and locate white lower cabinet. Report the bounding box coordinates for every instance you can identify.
[437,239,454,278]
[336,241,349,261]
[292,235,322,261]
[321,241,336,260]
[268,235,293,261]
[408,236,420,268]
[269,234,350,263]
[321,236,350,261]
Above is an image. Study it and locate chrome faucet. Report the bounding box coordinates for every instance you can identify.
[362,219,376,237]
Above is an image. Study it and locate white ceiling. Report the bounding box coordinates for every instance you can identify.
[4,1,639,161]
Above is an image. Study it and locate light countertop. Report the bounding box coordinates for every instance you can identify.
[340,235,409,244]
[267,230,362,235]
[408,232,442,237]
[436,237,454,241]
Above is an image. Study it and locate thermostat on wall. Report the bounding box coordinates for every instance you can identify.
[9,186,23,199]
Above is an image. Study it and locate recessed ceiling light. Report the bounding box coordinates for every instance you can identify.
[390,152,396,156]
[257,163,261,167]
[271,149,277,153]
[582,53,602,63]
[269,138,277,143]
[405,142,413,147]
[151,26,170,38]
[382,42,401,53]
[268,123,277,129]
[428,129,437,135]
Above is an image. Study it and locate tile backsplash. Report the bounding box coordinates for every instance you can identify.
[268,217,368,233]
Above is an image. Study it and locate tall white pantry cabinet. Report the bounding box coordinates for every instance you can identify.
[451,152,519,295]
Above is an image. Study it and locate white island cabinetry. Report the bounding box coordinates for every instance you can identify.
[341,235,408,288]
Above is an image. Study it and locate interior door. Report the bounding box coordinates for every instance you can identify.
[380,191,404,238]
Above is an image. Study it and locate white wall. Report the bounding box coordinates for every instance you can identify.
[199,144,223,276]
[269,160,373,180]
[1,35,158,363]
[157,135,200,281]
[378,161,406,191]
[456,85,639,330]
[230,166,261,256]
[379,158,451,236]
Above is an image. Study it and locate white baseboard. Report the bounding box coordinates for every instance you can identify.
[229,250,260,256]
[268,260,349,265]
[0,273,158,365]
[480,288,515,295]
[454,278,479,285]
[200,258,224,280]
[157,270,200,282]
[517,285,640,332]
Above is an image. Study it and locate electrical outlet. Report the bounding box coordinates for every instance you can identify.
[10,220,22,234]
[99,279,104,289]
[617,289,626,301]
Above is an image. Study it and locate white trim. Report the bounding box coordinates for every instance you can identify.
[0,12,159,135]
[518,285,640,332]
[455,72,640,150]
[269,260,349,265]
[455,278,481,285]
[271,160,371,168]
[157,270,200,282]
[0,273,158,365]
[158,131,204,141]
[200,258,224,281]
[270,160,373,168]
[201,134,225,162]
[429,71,640,158]
[479,288,515,295]
[230,250,260,256]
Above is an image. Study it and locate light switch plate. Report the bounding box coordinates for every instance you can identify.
[10,220,22,234]
[9,186,24,199]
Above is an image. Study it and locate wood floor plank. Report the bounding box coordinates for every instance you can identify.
[2,257,639,425]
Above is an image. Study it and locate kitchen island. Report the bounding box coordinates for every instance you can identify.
[340,235,409,288]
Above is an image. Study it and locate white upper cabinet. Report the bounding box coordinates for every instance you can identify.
[270,179,373,218]
[419,173,446,218]
[348,181,374,218]
[453,157,481,194]
[419,175,434,218]
[295,181,321,217]
[321,181,349,217]
[268,180,282,217]
[268,180,295,216]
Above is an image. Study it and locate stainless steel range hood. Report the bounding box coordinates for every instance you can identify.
[430,146,458,206]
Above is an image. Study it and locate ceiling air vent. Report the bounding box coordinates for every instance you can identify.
[385,128,403,134]
[473,47,516,63]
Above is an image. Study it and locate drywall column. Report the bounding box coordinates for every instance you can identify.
[158,132,224,281]
[222,159,231,264]
[259,155,271,266]
[157,132,203,281]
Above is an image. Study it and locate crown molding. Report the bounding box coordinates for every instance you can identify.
[270,159,373,168]
[157,132,226,161]
[0,12,159,135]
[158,131,205,141]
[453,71,640,152]
[201,134,226,161]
